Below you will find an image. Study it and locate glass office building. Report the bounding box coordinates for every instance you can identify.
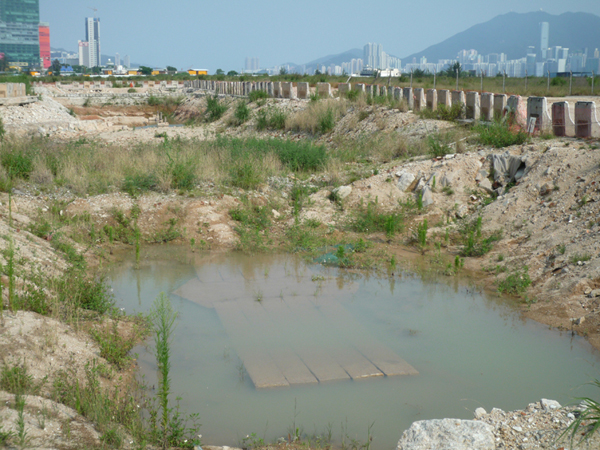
[0,0,41,68]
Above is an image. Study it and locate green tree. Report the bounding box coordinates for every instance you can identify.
[50,59,61,75]
[91,66,102,75]
[139,65,153,75]
[445,61,462,77]
[279,67,287,75]
[215,68,225,75]
[227,70,238,76]
[166,65,177,73]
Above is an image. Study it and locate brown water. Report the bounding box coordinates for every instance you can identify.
[108,247,600,450]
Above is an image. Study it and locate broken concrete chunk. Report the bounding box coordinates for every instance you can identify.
[420,186,434,207]
[456,204,469,219]
[478,178,494,194]
[540,399,561,411]
[396,172,416,192]
[397,419,495,450]
[332,185,352,200]
[589,289,600,298]
[475,169,489,182]
[440,171,455,187]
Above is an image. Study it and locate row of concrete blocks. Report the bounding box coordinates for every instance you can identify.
[183,79,340,99]
[0,83,26,98]
[405,88,600,139]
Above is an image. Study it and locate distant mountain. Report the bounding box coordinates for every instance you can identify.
[402,11,600,63]
[302,48,363,70]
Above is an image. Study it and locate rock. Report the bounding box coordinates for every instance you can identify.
[474,407,487,419]
[456,204,469,219]
[589,289,600,298]
[540,399,561,411]
[478,178,494,194]
[397,172,416,192]
[475,169,488,182]
[584,288,592,295]
[571,316,585,326]
[440,172,455,187]
[271,209,280,219]
[420,186,434,207]
[539,183,552,196]
[397,419,495,450]
[332,185,352,200]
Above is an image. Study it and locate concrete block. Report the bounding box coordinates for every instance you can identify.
[354,83,365,93]
[438,90,451,107]
[373,85,379,97]
[273,82,281,98]
[493,94,507,120]
[480,93,493,121]
[403,87,414,109]
[297,82,309,99]
[451,90,465,108]
[552,101,575,137]
[465,91,480,120]
[267,82,274,97]
[507,95,527,128]
[426,89,437,111]
[413,88,425,111]
[338,83,351,97]
[575,102,600,138]
[379,85,387,97]
[365,85,374,97]
[317,82,332,98]
[527,97,551,132]
[394,87,402,101]
[281,82,296,99]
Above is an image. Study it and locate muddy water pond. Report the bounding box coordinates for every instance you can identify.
[108,247,600,450]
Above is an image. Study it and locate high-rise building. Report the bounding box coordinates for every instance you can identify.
[124,55,130,68]
[115,52,120,66]
[540,22,549,59]
[244,57,259,72]
[39,22,50,69]
[0,0,41,68]
[85,17,100,67]
[78,40,90,67]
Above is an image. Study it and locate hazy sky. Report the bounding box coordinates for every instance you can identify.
[41,0,600,72]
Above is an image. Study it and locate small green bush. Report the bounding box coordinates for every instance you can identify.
[1,151,34,179]
[123,173,159,196]
[475,121,529,148]
[349,201,403,237]
[234,101,251,125]
[498,266,532,295]
[248,90,269,102]
[205,95,228,122]
[318,108,335,134]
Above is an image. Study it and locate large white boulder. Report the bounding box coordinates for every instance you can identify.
[397,419,495,450]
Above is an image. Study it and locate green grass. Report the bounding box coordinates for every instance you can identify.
[570,253,592,264]
[498,266,532,296]
[233,100,251,125]
[348,200,404,238]
[459,216,503,257]
[560,379,600,446]
[474,121,529,148]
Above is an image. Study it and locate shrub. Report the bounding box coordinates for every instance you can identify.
[1,150,34,179]
[248,90,269,102]
[475,121,529,148]
[0,116,5,141]
[277,140,327,172]
[498,266,531,295]
[233,101,251,125]
[318,108,335,134]
[205,95,228,122]
[560,379,600,446]
[349,201,403,237]
[123,173,159,196]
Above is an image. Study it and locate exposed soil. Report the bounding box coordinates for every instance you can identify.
[0,84,599,449]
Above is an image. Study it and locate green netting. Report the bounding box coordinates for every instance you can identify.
[313,244,354,266]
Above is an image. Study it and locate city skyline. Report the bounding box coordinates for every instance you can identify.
[39,0,600,72]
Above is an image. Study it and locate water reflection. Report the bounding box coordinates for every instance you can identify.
[108,246,600,450]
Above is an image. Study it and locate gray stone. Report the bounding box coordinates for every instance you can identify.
[475,170,488,182]
[478,178,494,194]
[440,172,455,187]
[397,419,495,450]
[420,186,434,207]
[397,172,416,192]
[474,407,487,419]
[332,185,352,200]
[539,183,552,196]
[589,289,600,298]
[540,399,561,411]
[456,204,469,219]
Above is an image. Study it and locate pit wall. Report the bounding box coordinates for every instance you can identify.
[33,81,600,138]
